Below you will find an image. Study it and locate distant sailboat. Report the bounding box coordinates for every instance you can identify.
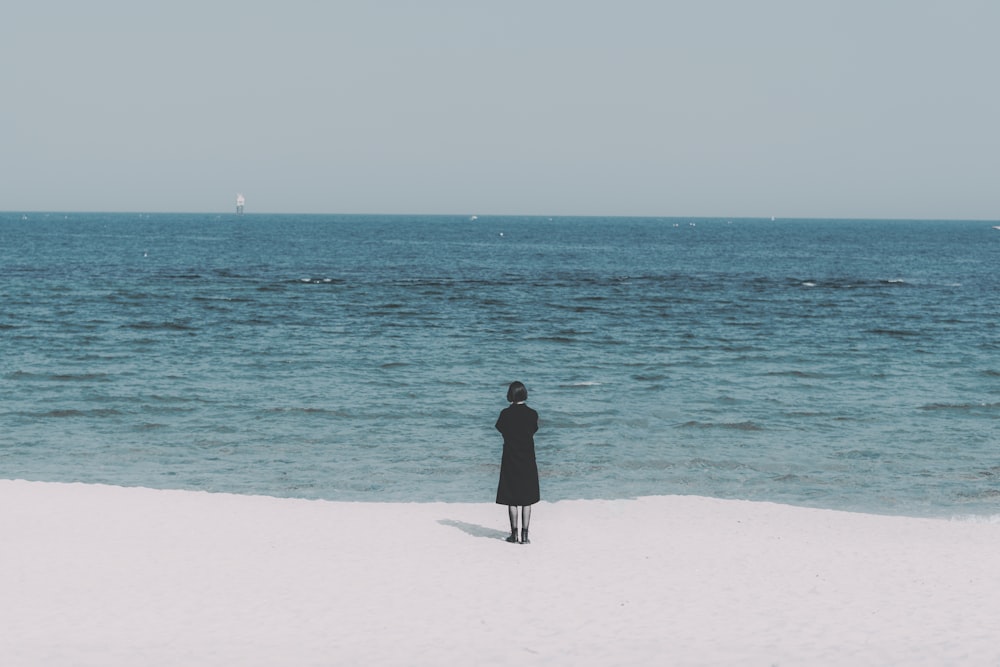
[236,194,245,215]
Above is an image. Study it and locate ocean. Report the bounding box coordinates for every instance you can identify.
[2,212,999,517]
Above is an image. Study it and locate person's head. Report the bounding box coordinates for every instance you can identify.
[506,381,528,403]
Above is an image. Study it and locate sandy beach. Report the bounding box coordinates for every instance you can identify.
[2,479,999,666]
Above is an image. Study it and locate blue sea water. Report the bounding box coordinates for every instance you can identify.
[2,212,999,517]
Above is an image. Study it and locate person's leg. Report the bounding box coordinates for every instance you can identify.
[506,505,518,543]
[520,505,531,544]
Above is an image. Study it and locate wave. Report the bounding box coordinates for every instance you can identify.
[685,457,752,471]
[135,422,168,430]
[781,277,914,290]
[261,272,928,300]
[263,407,354,418]
[954,488,1000,503]
[632,373,668,382]
[295,277,346,285]
[7,371,111,382]
[834,449,885,460]
[678,420,765,431]
[530,336,576,344]
[212,268,249,279]
[949,512,1000,524]
[919,402,1000,412]
[867,328,923,338]
[772,473,809,483]
[106,290,158,302]
[124,321,197,332]
[193,295,255,304]
[765,370,829,379]
[50,373,112,382]
[160,272,202,280]
[23,408,123,418]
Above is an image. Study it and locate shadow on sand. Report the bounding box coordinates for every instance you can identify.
[437,519,508,541]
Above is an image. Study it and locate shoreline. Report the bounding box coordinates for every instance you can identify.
[3,479,1000,665]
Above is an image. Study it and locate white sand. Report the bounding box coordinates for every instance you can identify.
[2,480,999,666]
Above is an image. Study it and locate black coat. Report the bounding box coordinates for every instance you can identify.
[495,403,540,506]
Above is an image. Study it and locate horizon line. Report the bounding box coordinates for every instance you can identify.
[3,210,999,223]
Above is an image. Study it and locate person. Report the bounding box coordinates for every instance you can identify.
[495,381,540,544]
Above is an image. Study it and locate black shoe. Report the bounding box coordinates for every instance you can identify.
[520,529,530,544]
[506,532,518,543]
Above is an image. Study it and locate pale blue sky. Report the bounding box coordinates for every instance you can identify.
[3,1,998,218]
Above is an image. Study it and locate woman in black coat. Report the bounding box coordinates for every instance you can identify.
[495,381,539,544]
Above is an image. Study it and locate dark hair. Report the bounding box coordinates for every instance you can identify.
[506,381,528,403]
